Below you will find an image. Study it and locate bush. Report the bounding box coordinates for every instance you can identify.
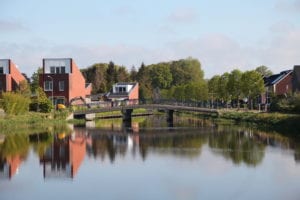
[29,87,53,113]
[270,93,300,113]
[1,92,30,115]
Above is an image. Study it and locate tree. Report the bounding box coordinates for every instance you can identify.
[255,65,273,77]
[170,58,204,86]
[208,75,221,100]
[130,65,138,81]
[30,87,53,113]
[30,67,42,93]
[106,61,117,90]
[18,80,31,98]
[149,63,173,89]
[227,69,242,108]
[117,66,130,82]
[241,70,265,109]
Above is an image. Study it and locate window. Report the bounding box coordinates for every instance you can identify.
[117,86,126,93]
[56,67,60,74]
[44,81,53,91]
[50,67,55,74]
[60,67,65,74]
[59,81,65,91]
[0,67,3,74]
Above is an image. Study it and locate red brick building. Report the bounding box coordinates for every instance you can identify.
[262,70,293,104]
[0,59,26,93]
[39,58,91,106]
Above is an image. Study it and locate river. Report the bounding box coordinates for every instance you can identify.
[1,115,300,200]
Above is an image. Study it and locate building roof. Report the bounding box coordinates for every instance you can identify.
[264,70,292,86]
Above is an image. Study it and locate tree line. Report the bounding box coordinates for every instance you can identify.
[81,58,270,109]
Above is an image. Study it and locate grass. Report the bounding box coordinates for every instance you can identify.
[0,111,72,135]
[217,110,300,135]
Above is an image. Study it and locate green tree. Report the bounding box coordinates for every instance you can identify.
[255,65,273,77]
[208,75,221,100]
[81,63,108,94]
[30,67,42,93]
[30,87,53,113]
[18,80,31,98]
[170,58,204,86]
[218,72,230,104]
[117,66,130,82]
[149,63,173,89]
[227,69,242,108]
[130,65,138,81]
[106,61,117,90]
[241,70,265,109]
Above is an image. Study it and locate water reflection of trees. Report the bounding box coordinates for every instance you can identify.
[208,130,266,166]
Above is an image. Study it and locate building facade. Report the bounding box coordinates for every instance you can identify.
[39,58,91,106]
[106,82,139,105]
[0,59,26,93]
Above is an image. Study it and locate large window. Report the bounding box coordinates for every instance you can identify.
[50,66,66,74]
[0,67,3,74]
[59,81,65,91]
[50,67,55,74]
[44,81,53,91]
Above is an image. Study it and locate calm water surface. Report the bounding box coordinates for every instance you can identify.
[1,115,300,200]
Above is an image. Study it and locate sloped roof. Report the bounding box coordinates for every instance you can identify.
[264,70,292,86]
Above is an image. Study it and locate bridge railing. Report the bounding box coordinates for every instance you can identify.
[73,98,230,111]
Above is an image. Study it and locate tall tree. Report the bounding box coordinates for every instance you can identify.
[130,65,138,81]
[117,66,130,82]
[106,61,117,90]
[255,65,273,77]
[227,69,243,107]
[30,67,42,93]
[241,70,265,109]
[149,63,173,89]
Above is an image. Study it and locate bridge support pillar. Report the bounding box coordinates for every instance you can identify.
[166,109,174,124]
[122,109,133,124]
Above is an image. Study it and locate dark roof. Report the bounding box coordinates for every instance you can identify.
[264,70,292,86]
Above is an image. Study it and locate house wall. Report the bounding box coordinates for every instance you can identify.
[69,59,91,102]
[275,73,293,95]
[129,83,139,100]
[0,60,25,92]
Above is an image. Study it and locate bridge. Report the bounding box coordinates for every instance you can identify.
[73,99,219,122]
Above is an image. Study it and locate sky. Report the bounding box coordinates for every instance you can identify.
[0,0,300,78]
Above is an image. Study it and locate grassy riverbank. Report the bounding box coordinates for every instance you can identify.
[0,112,71,135]
[217,110,300,135]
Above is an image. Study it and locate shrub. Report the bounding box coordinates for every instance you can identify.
[1,92,30,115]
[30,87,53,113]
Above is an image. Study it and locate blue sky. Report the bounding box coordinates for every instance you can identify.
[0,0,300,78]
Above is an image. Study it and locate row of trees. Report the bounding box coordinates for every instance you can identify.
[82,58,269,109]
[208,68,266,109]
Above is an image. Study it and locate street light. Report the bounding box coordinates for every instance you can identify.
[47,75,54,108]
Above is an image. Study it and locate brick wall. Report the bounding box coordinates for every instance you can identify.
[275,73,293,95]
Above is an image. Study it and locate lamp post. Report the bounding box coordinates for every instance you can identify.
[47,75,54,108]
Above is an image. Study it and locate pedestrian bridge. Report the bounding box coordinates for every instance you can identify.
[73,102,219,122]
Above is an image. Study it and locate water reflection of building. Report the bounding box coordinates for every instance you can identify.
[40,130,87,179]
[0,156,22,179]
